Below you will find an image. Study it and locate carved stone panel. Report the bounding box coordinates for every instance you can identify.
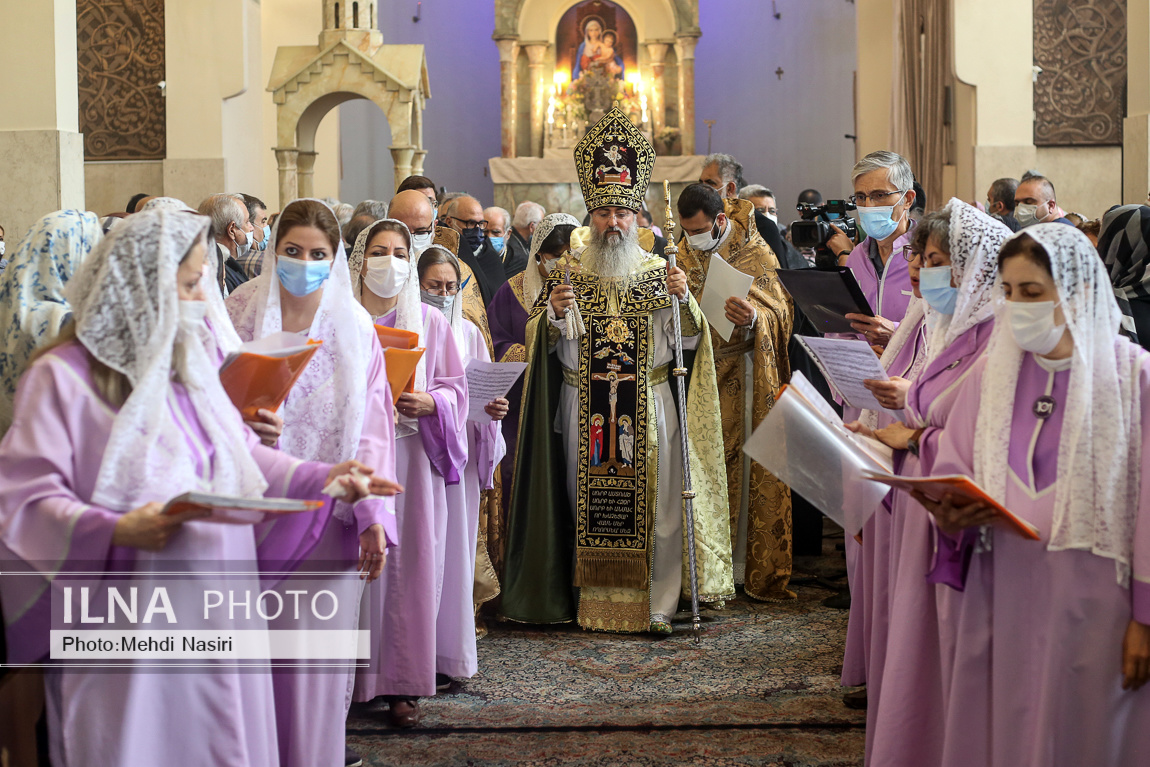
[1033,0,1126,146]
[77,0,166,160]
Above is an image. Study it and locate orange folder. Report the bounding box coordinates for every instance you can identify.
[218,341,321,420]
[162,492,323,525]
[862,472,1041,540]
[374,324,425,404]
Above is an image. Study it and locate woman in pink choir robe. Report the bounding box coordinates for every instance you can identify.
[918,224,1150,767]
[839,292,930,699]
[226,199,399,767]
[0,210,393,767]
[346,220,468,728]
[848,200,1011,765]
[418,246,507,684]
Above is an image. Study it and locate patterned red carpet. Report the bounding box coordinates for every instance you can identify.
[347,573,864,766]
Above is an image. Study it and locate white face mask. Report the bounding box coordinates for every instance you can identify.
[1006,299,1067,354]
[0,241,5,257]
[364,255,409,298]
[233,224,251,256]
[178,299,207,332]
[687,220,722,252]
[765,212,779,225]
[410,231,434,254]
[1015,203,1042,228]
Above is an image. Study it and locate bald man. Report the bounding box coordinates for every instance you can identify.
[445,196,507,305]
[389,190,493,341]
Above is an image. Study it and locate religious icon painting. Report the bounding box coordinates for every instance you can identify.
[557,0,638,83]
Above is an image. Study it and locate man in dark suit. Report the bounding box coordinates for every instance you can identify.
[986,177,1021,232]
[447,196,507,305]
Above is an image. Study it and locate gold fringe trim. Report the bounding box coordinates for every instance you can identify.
[573,553,648,590]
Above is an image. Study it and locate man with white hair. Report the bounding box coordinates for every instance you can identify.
[502,107,732,637]
[506,201,545,278]
[198,193,253,295]
[701,153,787,264]
[826,150,918,346]
[484,205,514,275]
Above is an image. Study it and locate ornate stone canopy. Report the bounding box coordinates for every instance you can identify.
[268,0,429,208]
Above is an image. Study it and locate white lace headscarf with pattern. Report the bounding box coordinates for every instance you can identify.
[225,198,372,464]
[525,213,580,305]
[0,210,102,434]
[974,223,1143,584]
[348,218,425,437]
[925,198,1012,364]
[67,210,268,512]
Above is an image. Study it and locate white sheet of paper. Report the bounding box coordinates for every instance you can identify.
[699,254,755,342]
[464,359,528,422]
[796,336,893,413]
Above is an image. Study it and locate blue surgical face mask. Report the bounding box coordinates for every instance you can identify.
[919,265,958,315]
[276,254,332,297]
[857,191,906,242]
[489,235,506,252]
[258,224,271,251]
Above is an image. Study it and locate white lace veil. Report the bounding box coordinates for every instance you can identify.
[525,213,580,305]
[926,198,1012,364]
[974,223,1143,584]
[348,219,426,438]
[66,210,269,511]
[227,198,372,463]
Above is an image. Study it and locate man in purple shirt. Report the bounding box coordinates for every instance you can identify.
[827,150,918,349]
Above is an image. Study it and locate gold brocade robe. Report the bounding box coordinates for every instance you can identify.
[677,198,797,600]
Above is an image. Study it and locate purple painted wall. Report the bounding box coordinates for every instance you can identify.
[341,0,858,222]
[340,0,501,203]
[693,0,858,226]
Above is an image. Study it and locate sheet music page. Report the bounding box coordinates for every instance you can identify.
[465,359,528,422]
[796,336,893,413]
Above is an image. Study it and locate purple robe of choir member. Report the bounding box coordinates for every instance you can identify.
[925,349,1150,767]
[354,303,468,701]
[438,319,506,679]
[487,278,530,518]
[0,341,334,767]
[841,313,929,688]
[866,318,994,766]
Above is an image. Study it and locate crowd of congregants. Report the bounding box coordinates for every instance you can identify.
[1,101,1150,767]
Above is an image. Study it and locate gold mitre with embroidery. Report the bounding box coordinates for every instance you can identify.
[574,106,655,212]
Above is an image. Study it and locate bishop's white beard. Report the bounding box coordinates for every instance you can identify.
[582,223,644,284]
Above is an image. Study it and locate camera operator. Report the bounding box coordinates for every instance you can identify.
[826,151,918,348]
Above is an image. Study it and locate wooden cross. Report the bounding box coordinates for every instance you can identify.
[775,67,784,80]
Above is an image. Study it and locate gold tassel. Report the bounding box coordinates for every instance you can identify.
[574,554,648,590]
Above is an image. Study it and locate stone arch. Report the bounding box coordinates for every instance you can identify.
[269,20,429,207]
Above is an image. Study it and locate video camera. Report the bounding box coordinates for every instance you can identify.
[790,200,858,251]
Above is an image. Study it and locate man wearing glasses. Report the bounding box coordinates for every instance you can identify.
[826,150,918,349]
[446,196,508,305]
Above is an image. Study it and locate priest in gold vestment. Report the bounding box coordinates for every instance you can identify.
[501,108,733,635]
[676,183,796,600]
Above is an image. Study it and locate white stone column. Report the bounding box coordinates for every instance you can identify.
[675,35,699,156]
[495,36,520,158]
[646,43,670,144]
[524,43,549,158]
[297,151,318,199]
[275,148,300,210]
[390,146,415,191]
[0,0,85,239]
[1126,0,1150,203]
[411,149,428,176]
